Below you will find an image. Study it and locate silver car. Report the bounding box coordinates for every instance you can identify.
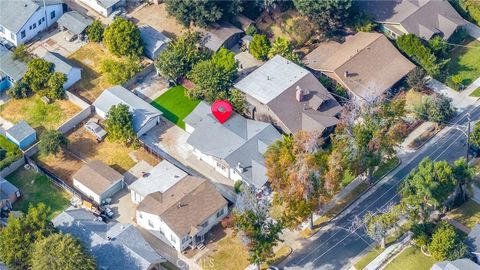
[84,120,107,141]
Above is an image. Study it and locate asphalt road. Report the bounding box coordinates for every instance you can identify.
[283,102,480,270]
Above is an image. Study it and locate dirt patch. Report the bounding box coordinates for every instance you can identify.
[35,150,85,186]
[129,4,189,39]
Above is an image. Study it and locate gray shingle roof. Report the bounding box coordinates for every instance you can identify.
[57,11,93,35]
[53,207,165,270]
[431,259,480,270]
[139,25,171,59]
[6,120,35,142]
[0,177,19,200]
[95,0,120,9]
[0,46,28,82]
[93,86,162,133]
[185,102,281,188]
[199,22,243,51]
[43,51,78,75]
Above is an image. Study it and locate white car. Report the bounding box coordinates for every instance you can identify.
[84,120,107,141]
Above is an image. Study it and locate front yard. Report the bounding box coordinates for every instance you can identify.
[0,95,80,133]
[150,85,200,129]
[444,37,480,89]
[447,199,480,229]
[6,168,70,220]
[383,246,437,270]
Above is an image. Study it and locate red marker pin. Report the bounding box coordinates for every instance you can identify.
[211,100,233,124]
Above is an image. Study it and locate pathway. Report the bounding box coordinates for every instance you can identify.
[427,78,479,111]
[400,121,436,151]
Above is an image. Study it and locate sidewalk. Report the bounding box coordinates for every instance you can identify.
[427,78,478,112]
[400,121,436,151]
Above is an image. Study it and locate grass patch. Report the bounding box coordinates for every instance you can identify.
[6,168,70,220]
[204,234,250,270]
[383,246,437,270]
[447,199,480,229]
[373,157,400,181]
[262,246,292,269]
[0,95,80,133]
[0,135,22,170]
[444,38,480,89]
[354,247,384,270]
[470,87,480,97]
[150,85,200,129]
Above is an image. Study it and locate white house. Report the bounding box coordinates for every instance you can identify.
[0,0,65,46]
[43,51,81,89]
[135,176,228,252]
[93,85,162,136]
[78,0,125,17]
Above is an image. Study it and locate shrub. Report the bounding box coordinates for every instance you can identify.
[0,136,22,170]
[234,181,243,193]
[44,72,66,100]
[12,45,32,62]
[86,20,104,43]
[428,222,468,260]
[100,58,141,85]
[7,82,30,99]
[406,67,428,91]
[414,94,455,123]
[23,59,53,92]
[249,34,270,61]
[38,130,68,156]
[245,24,258,36]
[396,34,443,76]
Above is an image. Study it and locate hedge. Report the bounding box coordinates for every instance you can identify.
[0,135,23,170]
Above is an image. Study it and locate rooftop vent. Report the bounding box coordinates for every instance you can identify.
[295,86,304,102]
[344,71,349,78]
[236,162,245,173]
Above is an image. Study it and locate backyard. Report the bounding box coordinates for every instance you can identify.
[6,168,70,220]
[383,246,437,270]
[150,85,200,129]
[444,37,480,90]
[0,95,80,133]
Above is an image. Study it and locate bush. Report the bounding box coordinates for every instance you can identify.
[234,180,243,193]
[406,67,428,91]
[414,94,455,123]
[12,45,32,63]
[396,34,443,76]
[7,82,30,99]
[23,59,53,92]
[100,58,141,85]
[103,17,143,57]
[44,72,66,100]
[38,130,68,156]
[249,34,270,61]
[0,136,22,170]
[428,222,468,260]
[245,24,258,36]
[86,20,104,43]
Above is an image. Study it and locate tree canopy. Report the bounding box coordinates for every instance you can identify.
[396,34,445,76]
[249,34,270,61]
[428,222,468,261]
[104,104,137,145]
[414,93,455,123]
[164,0,242,27]
[23,58,53,92]
[103,17,143,57]
[38,130,68,156]
[45,72,67,100]
[86,20,104,43]
[293,0,352,34]
[267,37,301,64]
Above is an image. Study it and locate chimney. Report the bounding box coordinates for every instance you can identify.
[344,71,349,78]
[236,162,244,173]
[177,202,183,208]
[295,86,304,102]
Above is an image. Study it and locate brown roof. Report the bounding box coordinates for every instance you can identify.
[73,160,123,195]
[303,32,415,100]
[137,176,227,237]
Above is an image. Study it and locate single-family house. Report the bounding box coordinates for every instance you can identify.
[43,51,82,89]
[0,46,28,91]
[235,55,343,136]
[93,85,162,136]
[57,11,93,39]
[184,101,281,189]
[200,22,244,52]
[78,0,125,17]
[0,177,20,205]
[129,160,187,204]
[53,207,166,270]
[303,32,416,101]
[135,176,228,252]
[6,120,36,150]
[0,0,65,46]
[431,259,479,270]
[139,25,171,60]
[73,160,124,204]
[355,0,467,40]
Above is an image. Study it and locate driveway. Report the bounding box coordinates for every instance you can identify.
[132,71,169,102]
[28,28,87,58]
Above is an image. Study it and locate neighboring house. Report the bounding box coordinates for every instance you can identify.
[139,25,171,60]
[467,224,480,262]
[0,0,65,46]
[199,22,244,52]
[234,55,343,136]
[355,0,466,40]
[57,10,93,39]
[303,32,415,101]
[129,160,187,204]
[43,51,82,89]
[431,259,480,270]
[93,85,162,136]
[78,0,125,17]
[0,45,28,91]
[53,207,166,270]
[135,176,228,252]
[184,101,281,189]
[6,120,36,150]
[73,160,124,204]
[0,177,20,205]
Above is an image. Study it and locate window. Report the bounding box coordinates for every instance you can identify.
[20,30,25,39]
[32,23,36,29]
[50,10,55,19]
[0,26,4,33]
[216,208,225,218]
[42,17,45,22]
[138,212,142,219]
[29,25,32,30]
[38,19,42,25]
[170,234,176,243]
[148,219,153,228]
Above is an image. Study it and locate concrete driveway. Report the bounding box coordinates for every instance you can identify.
[29,28,87,58]
[132,71,169,102]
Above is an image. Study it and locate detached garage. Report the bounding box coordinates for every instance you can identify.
[73,160,124,204]
[93,85,162,136]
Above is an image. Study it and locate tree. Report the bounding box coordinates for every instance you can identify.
[363,204,401,248]
[406,67,428,92]
[211,47,239,81]
[100,58,141,84]
[452,157,473,204]
[12,44,32,62]
[428,222,468,260]
[104,104,137,145]
[233,186,283,270]
[45,72,67,100]
[0,204,55,270]
[249,34,270,61]
[23,58,53,92]
[86,20,104,42]
[164,0,242,27]
[31,234,96,270]
[396,34,445,76]
[38,130,68,156]
[103,17,143,57]
[414,94,455,123]
[400,158,457,222]
[293,0,352,34]
[7,81,30,99]
[429,35,449,58]
[228,89,247,114]
[267,37,301,64]
[470,121,480,149]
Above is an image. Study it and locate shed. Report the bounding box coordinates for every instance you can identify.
[139,25,171,60]
[0,46,27,91]
[200,22,244,51]
[6,120,36,150]
[73,160,124,204]
[0,177,20,204]
[43,52,82,89]
[57,11,93,36]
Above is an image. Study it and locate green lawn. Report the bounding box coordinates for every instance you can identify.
[354,247,383,270]
[150,85,200,129]
[6,168,70,220]
[447,199,480,229]
[470,87,480,97]
[383,246,437,270]
[445,38,480,89]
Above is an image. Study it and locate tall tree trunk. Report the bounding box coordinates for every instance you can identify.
[309,213,314,230]
[380,237,386,249]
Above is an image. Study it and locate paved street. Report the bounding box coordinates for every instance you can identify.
[281,101,480,270]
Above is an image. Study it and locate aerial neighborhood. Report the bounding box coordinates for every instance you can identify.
[1,0,480,270]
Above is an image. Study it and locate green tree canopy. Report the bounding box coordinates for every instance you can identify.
[7,81,30,99]
[23,58,53,92]
[103,17,143,57]
[31,233,96,270]
[211,47,239,80]
[38,130,68,156]
[428,222,468,261]
[164,0,242,27]
[414,94,455,123]
[104,104,137,145]
[396,34,445,76]
[100,58,141,84]
[12,44,32,62]
[293,0,352,34]
[86,20,104,43]
[249,34,270,61]
[45,72,67,100]
[267,37,301,64]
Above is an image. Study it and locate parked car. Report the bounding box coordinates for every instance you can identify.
[84,120,107,141]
